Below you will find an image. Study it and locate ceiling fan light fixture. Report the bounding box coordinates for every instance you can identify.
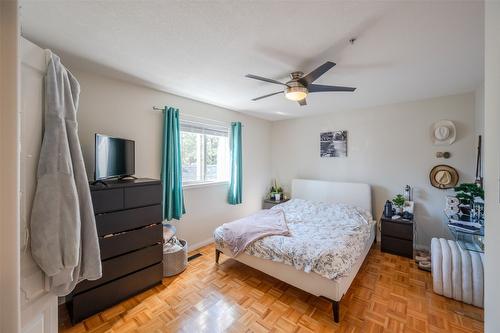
[246,61,355,103]
[285,86,308,101]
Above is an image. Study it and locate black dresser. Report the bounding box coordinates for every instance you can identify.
[380,213,414,259]
[68,178,163,323]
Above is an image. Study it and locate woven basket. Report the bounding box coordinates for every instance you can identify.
[163,239,188,277]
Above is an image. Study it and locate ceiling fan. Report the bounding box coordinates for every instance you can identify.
[245,61,356,106]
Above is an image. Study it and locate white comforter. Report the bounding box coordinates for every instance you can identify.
[214,198,374,280]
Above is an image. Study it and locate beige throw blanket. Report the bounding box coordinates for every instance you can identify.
[222,209,290,256]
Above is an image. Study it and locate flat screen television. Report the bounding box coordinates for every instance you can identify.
[95,134,135,180]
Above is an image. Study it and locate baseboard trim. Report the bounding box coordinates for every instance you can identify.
[188,238,214,252]
[415,244,430,251]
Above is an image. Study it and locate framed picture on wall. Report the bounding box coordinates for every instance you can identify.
[320,131,347,157]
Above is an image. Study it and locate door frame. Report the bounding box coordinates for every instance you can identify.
[0,1,21,332]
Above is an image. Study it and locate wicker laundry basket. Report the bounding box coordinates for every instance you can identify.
[163,239,188,277]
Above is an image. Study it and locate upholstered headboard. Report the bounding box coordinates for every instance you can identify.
[291,179,372,214]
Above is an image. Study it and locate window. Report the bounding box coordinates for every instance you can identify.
[180,119,230,186]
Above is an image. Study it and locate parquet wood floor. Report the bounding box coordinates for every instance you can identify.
[59,243,484,333]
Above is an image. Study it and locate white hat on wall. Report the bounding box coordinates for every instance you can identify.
[431,120,456,145]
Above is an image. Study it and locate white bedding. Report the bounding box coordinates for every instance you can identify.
[214,198,374,280]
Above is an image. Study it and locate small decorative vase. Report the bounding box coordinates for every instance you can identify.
[275,193,281,201]
[396,206,403,215]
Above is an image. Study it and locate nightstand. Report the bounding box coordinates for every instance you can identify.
[262,198,289,209]
[380,213,414,258]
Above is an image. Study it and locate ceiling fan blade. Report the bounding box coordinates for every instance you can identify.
[298,98,307,106]
[308,84,356,92]
[251,91,283,101]
[245,74,288,86]
[300,61,336,85]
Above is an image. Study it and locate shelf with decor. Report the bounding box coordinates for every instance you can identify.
[448,226,484,253]
[445,182,485,254]
[447,214,484,253]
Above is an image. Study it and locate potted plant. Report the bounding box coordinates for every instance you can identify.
[392,194,406,215]
[270,180,283,201]
[454,183,484,217]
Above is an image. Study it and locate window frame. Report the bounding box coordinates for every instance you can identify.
[179,118,230,188]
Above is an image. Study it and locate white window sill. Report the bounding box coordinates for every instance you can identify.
[182,181,229,190]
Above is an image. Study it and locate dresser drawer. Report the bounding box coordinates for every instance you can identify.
[381,235,413,258]
[99,224,163,260]
[96,205,162,236]
[381,220,413,241]
[73,244,162,295]
[70,263,163,323]
[124,184,162,209]
[91,188,124,214]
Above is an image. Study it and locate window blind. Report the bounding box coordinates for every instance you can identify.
[180,119,228,137]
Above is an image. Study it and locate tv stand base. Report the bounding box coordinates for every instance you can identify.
[90,180,108,187]
[118,175,138,181]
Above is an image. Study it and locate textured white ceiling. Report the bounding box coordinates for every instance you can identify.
[20,1,484,120]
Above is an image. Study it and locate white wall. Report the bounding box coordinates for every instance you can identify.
[475,83,484,135]
[484,2,500,332]
[70,69,272,249]
[0,1,21,332]
[270,93,476,248]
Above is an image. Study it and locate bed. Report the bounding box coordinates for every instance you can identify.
[213,179,376,322]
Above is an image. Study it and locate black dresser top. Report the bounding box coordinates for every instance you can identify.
[381,214,413,224]
[90,178,161,191]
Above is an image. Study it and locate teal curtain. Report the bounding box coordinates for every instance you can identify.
[228,122,242,205]
[161,106,185,220]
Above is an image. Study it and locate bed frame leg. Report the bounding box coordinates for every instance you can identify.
[332,301,340,323]
[215,249,221,264]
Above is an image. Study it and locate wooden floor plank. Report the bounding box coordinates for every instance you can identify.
[59,244,483,332]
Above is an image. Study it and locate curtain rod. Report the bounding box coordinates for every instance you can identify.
[152,106,243,127]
